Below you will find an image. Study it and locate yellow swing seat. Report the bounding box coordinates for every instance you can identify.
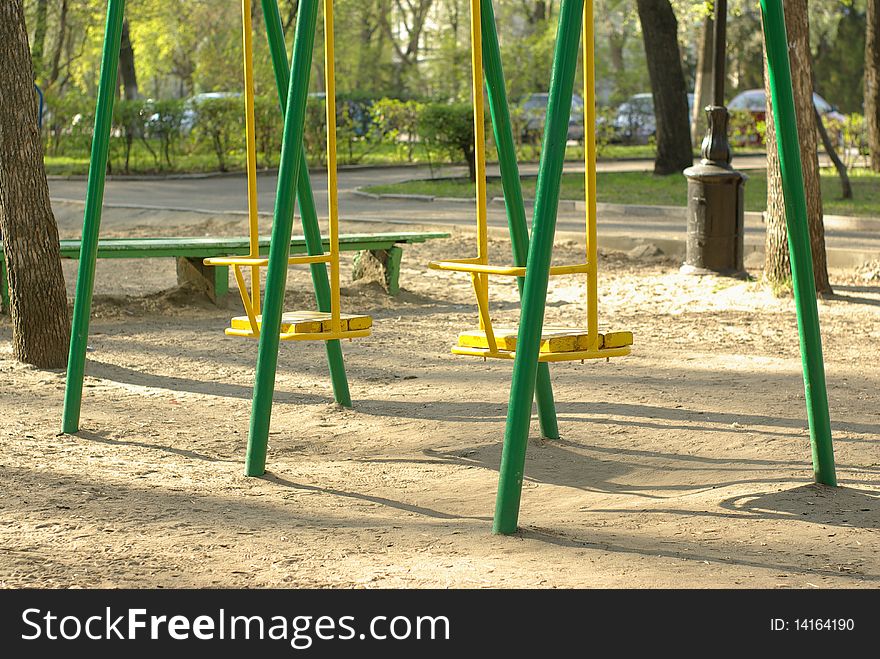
[454,327,632,362]
[225,310,372,341]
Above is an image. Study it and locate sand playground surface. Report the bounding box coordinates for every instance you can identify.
[1,215,878,589]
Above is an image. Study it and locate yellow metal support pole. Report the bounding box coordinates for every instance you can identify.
[584,0,598,350]
[324,0,341,335]
[242,0,261,315]
[470,0,490,331]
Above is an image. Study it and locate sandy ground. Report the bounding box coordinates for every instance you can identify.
[1,215,878,589]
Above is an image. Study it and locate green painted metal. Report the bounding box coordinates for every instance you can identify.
[481,0,559,441]
[262,0,351,408]
[61,0,127,434]
[1,233,448,261]
[759,0,836,486]
[0,256,8,313]
[385,246,403,295]
[246,0,321,476]
[494,0,584,534]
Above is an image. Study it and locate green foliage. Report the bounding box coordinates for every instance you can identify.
[147,99,187,169]
[192,96,243,172]
[252,96,282,170]
[418,103,476,180]
[369,99,425,162]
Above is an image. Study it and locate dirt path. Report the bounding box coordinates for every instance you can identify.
[1,227,878,588]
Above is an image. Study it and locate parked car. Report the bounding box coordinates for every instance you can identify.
[611,92,695,144]
[726,88,846,146]
[520,92,585,142]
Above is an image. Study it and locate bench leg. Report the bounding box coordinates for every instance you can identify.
[351,246,403,296]
[384,245,402,296]
[176,257,228,304]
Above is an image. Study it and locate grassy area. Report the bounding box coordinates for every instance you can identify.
[364,168,880,217]
[43,141,683,177]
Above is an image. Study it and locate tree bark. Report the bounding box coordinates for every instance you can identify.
[118,19,139,100]
[691,14,714,146]
[867,0,880,172]
[762,0,831,296]
[0,0,70,368]
[635,0,693,175]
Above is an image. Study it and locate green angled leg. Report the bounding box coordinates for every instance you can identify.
[759,0,836,485]
[262,0,352,407]
[495,0,584,534]
[61,0,126,434]
[246,0,321,476]
[481,0,559,440]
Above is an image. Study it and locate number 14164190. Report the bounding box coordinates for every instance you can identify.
[795,619,854,631]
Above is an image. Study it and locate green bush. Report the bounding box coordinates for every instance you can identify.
[370,98,424,162]
[303,95,328,165]
[193,96,243,171]
[147,99,186,169]
[253,96,282,169]
[418,103,476,180]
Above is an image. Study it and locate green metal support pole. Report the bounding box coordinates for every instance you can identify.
[246,0,321,476]
[481,0,559,441]
[261,0,352,407]
[61,0,126,434]
[494,0,584,534]
[759,0,836,486]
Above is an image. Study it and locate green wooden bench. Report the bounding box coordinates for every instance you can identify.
[0,232,449,310]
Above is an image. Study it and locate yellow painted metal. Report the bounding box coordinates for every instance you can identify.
[242,0,261,315]
[459,327,633,353]
[469,0,490,332]
[324,0,342,336]
[470,273,498,352]
[451,344,631,362]
[204,254,332,267]
[227,327,372,341]
[428,259,591,277]
[584,0,598,350]
[230,310,372,334]
[233,264,260,337]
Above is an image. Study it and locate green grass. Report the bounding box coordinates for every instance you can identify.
[42,141,678,177]
[364,168,880,217]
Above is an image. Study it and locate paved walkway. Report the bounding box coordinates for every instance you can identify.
[48,155,880,269]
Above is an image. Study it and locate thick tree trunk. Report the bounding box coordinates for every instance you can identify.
[0,0,70,367]
[30,0,49,82]
[118,19,139,100]
[762,0,831,296]
[867,0,880,172]
[635,0,693,175]
[691,14,714,146]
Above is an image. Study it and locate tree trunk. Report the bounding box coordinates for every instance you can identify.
[48,0,69,88]
[815,106,851,200]
[0,0,70,368]
[118,19,139,100]
[867,0,880,172]
[691,14,714,146]
[762,0,831,296]
[635,0,693,175]
[30,0,49,82]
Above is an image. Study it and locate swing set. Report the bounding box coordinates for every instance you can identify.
[61,0,836,536]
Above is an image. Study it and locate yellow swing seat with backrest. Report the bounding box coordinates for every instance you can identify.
[428,0,631,363]
[202,0,370,343]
